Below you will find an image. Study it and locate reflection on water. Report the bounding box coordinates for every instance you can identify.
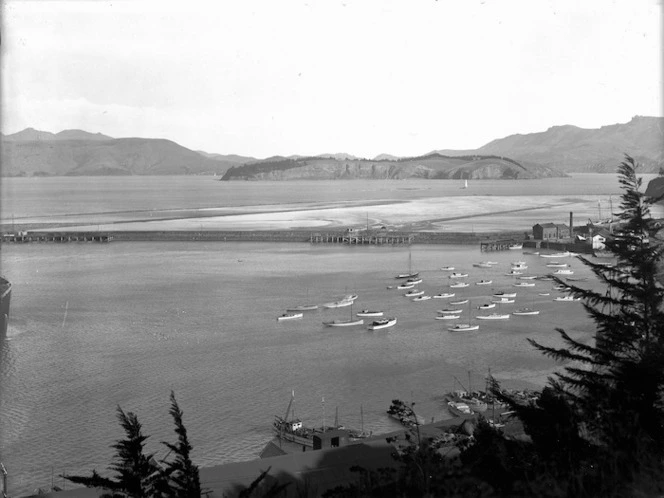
[1,242,602,495]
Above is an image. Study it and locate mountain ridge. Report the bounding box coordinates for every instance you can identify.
[2,116,661,176]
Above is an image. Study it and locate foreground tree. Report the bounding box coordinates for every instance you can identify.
[65,406,166,498]
[489,154,664,496]
[64,394,201,497]
[160,391,201,498]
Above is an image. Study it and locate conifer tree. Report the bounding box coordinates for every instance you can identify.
[160,391,201,498]
[494,155,664,495]
[65,406,166,498]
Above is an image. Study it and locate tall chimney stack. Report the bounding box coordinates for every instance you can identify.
[569,211,573,239]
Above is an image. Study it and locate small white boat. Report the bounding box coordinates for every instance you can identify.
[505,270,523,276]
[440,266,456,271]
[553,285,571,291]
[323,318,364,327]
[513,282,535,287]
[448,323,479,332]
[406,278,423,285]
[518,275,537,280]
[433,292,455,299]
[493,292,517,298]
[356,310,384,317]
[476,313,510,320]
[508,243,523,250]
[412,295,431,301]
[473,262,493,268]
[368,317,397,330]
[538,292,550,296]
[438,308,463,314]
[449,272,469,279]
[511,261,526,266]
[476,279,493,285]
[435,314,460,320]
[491,298,515,304]
[540,251,571,258]
[477,303,496,310]
[553,269,574,275]
[554,295,581,302]
[404,289,424,297]
[450,299,469,305]
[277,312,303,321]
[450,282,470,288]
[512,308,540,316]
[287,304,319,312]
[546,262,568,268]
[397,283,415,290]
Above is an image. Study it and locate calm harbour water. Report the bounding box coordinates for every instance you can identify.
[0,175,640,495]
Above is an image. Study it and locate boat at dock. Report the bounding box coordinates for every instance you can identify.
[368,317,397,330]
[540,251,571,258]
[277,312,303,321]
[508,243,523,250]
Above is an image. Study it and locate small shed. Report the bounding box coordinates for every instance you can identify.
[313,429,350,450]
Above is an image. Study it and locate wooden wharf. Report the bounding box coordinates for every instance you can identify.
[2,231,113,243]
[310,231,414,245]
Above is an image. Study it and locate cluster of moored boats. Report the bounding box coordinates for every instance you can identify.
[277,249,584,332]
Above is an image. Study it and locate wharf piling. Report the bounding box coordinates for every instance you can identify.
[310,231,414,245]
[1,231,113,243]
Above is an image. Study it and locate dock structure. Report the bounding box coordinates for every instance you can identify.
[479,239,522,252]
[1,231,113,243]
[310,231,414,245]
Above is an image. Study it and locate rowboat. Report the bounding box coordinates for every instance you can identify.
[404,289,424,297]
[477,303,496,310]
[476,279,493,285]
[356,310,384,317]
[448,323,479,332]
[433,292,455,299]
[476,313,510,320]
[450,299,469,305]
[450,282,469,288]
[367,317,397,330]
[493,292,517,298]
[435,315,460,320]
[412,295,431,301]
[438,308,463,314]
[277,312,303,321]
[449,272,469,279]
[397,283,415,290]
[440,266,455,271]
[491,298,515,304]
[512,308,540,316]
[513,282,535,287]
[323,318,364,327]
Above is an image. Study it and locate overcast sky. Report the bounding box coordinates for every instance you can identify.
[1,0,661,158]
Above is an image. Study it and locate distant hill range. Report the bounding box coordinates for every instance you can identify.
[220,154,562,181]
[0,128,253,176]
[434,116,664,173]
[2,115,661,177]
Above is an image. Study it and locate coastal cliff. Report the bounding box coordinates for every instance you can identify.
[221,153,565,181]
